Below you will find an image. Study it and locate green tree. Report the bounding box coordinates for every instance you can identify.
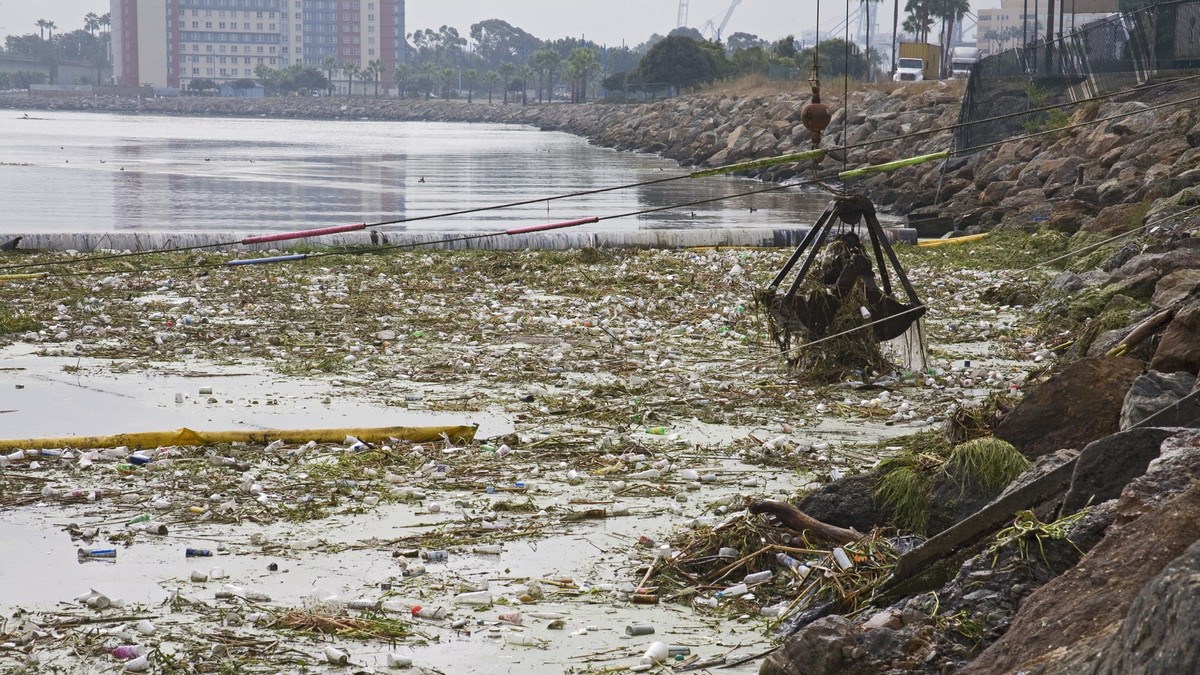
[322,55,338,95]
[566,47,599,103]
[519,65,534,105]
[187,78,219,95]
[469,19,541,70]
[730,45,770,76]
[394,63,414,99]
[635,35,719,93]
[726,31,764,52]
[463,68,478,103]
[483,70,501,103]
[775,35,800,61]
[531,48,559,103]
[796,38,872,80]
[497,62,515,104]
[358,67,373,97]
[368,58,385,96]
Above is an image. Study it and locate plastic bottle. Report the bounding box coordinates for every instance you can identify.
[421,550,449,562]
[123,655,150,672]
[111,645,143,660]
[186,548,213,557]
[647,427,667,435]
[411,606,447,619]
[77,547,118,560]
[498,611,524,624]
[744,570,773,585]
[143,522,169,535]
[347,599,380,610]
[324,646,348,665]
[640,641,669,665]
[504,633,544,647]
[716,583,748,598]
[832,547,854,570]
[386,654,413,668]
[452,590,492,606]
[127,513,151,525]
[776,553,812,581]
[626,624,655,636]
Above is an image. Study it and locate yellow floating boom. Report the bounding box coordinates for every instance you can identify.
[0,424,478,451]
[689,149,828,178]
[837,151,950,181]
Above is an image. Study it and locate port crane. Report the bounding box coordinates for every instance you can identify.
[677,0,745,41]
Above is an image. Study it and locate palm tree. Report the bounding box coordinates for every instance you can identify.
[519,65,534,105]
[321,56,338,95]
[358,67,373,96]
[567,48,599,103]
[367,59,385,96]
[36,19,49,40]
[419,61,439,98]
[531,48,558,103]
[937,0,970,75]
[463,69,478,103]
[439,67,455,99]
[85,12,101,37]
[394,63,413,99]
[46,21,58,40]
[497,62,515,104]
[341,62,356,95]
[483,70,501,103]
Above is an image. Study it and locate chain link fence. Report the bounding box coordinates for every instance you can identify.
[955,0,1200,153]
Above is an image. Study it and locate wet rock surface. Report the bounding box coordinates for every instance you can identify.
[993,357,1143,458]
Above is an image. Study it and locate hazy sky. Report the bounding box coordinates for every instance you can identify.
[0,0,884,48]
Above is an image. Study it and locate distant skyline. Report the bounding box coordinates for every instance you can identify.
[0,0,972,49]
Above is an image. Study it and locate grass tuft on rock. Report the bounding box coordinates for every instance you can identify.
[945,437,1031,495]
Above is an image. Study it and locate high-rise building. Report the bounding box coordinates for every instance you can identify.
[112,0,405,92]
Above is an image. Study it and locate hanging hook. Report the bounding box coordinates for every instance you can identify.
[799,62,831,150]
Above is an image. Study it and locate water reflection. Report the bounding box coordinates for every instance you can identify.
[3,111,833,235]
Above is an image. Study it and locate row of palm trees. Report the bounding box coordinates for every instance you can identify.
[312,46,601,104]
[35,12,110,42]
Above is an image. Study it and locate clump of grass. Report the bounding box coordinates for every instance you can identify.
[0,309,40,335]
[875,450,947,533]
[944,437,1030,494]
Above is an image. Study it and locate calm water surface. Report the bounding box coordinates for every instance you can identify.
[1,110,833,236]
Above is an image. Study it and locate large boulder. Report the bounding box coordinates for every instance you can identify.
[759,615,871,675]
[1149,300,1200,374]
[1090,538,1200,675]
[1059,427,1178,514]
[994,357,1144,458]
[960,479,1200,675]
[1120,370,1197,428]
[796,472,888,533]
[1151,268,1200,309]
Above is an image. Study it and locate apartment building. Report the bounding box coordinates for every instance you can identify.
[112,0,404,92]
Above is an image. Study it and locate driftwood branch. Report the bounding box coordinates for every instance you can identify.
[1106,307,1174,357]
[747,499,861,545]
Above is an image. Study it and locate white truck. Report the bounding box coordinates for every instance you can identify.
[893,57,928,82]
[949,46,983,79]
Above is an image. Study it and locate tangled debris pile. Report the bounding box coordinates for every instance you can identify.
[0,233,1132,673]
